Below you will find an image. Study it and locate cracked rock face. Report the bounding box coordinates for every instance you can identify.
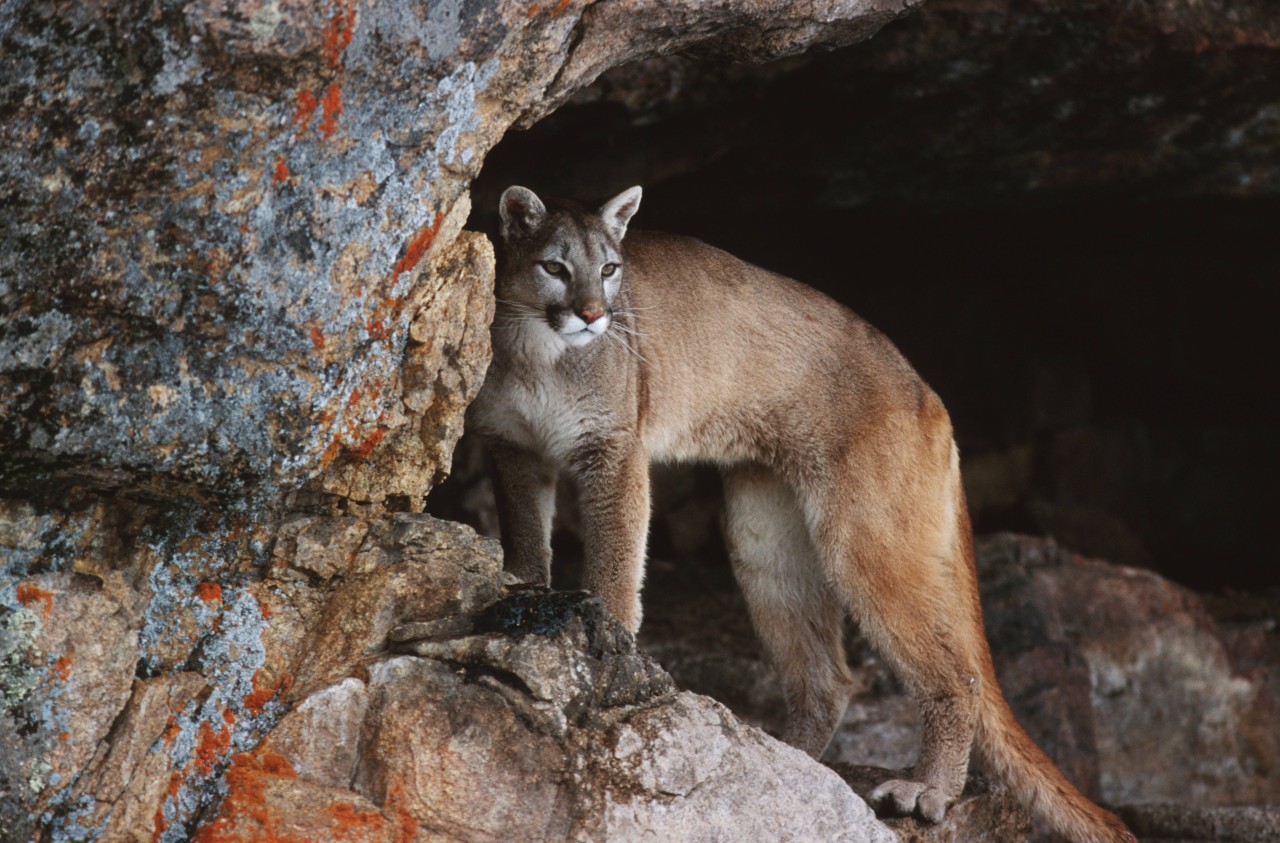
[0,511,900,842]
[0,0,914,501]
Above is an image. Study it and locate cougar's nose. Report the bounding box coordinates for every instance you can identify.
[580,306,605,324]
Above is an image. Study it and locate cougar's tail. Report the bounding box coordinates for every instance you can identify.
[974,669,1137,843]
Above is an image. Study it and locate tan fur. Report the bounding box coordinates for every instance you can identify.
[468,187,1136,843]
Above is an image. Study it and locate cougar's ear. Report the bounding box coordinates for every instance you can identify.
[499,186,547,241]
[599,186,642,241]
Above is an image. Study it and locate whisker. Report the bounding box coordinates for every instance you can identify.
[606,329,648,366]
[610,323,648,338]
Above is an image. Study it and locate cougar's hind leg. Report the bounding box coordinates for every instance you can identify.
[723,466,855,758]
[806,470,984,824]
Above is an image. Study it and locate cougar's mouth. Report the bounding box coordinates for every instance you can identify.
[551,307,610,347]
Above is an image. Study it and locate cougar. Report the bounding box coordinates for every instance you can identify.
[466,185,1136,843]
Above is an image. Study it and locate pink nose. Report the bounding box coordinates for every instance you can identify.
[580,308,605,323]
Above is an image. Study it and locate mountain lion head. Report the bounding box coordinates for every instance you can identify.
[496,185,642,350]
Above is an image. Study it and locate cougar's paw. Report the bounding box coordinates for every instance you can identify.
[868,779,952,824]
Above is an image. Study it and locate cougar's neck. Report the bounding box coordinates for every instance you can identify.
[491,298,566,372]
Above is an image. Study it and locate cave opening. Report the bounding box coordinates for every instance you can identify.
[435,15,1280,596]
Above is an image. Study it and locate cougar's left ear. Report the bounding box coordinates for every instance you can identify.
[599,186,642,241]
[499,185,547,241]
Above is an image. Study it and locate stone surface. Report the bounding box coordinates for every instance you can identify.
[976,534,1280,810]
[599,694,895,843]
[0,0,915,501]
[635,531,1280,840]
[0,571,139,842]
[378,592,894,843]
[1116,804,1280,843]
[300,230,496,512]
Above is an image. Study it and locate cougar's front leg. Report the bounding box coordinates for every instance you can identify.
[489,441,557,586]
[570,435,651,633]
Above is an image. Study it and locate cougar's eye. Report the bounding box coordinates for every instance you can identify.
[539,261,567,277]
[601,263,620,278]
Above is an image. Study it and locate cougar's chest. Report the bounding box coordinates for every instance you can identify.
[472,367,599,461]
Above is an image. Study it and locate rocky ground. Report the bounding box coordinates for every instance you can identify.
[641,532,1280,841]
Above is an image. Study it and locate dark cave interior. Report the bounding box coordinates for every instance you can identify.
[435,15,1280,595]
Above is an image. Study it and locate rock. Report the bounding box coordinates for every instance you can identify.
[191,747,407,843]
[0,571,139,838]
[0,511,506,840]
[260,677,370,790]
[1,0,913,501]
[533,0,919,126]
[68,672,210,843]
[600,694,896,843]
[286,514,505,698]
[355,654,574,840]
[370,591,893,843]
[300,230,497,512]
[975,534,1280,809]
[1115,804,1280,843]
[638,530,1280,839]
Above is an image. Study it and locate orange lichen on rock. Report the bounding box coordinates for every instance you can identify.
[293,90,319,128]
[386,784,419,843]
[190,748,298,843]
[392,212,444,281]
[52,654,72,681]
[161,716,181,747]
[320,437,343,468]
[273,157,290,184]
[195,719,232,776]
[326,802,387,839]
[325,0,357,68]
[310,326,326,349]
[319,81,343,138]
[245,670,294,716]
[196,581,223,605]
[346,427,385,459]
[153,771,185,840]
[15,583,54,618]
[152,799,168,838]
[366,312,390,341]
